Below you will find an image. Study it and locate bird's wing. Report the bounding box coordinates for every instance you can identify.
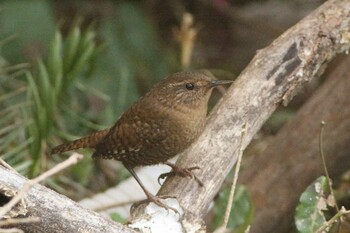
[92,122,141,160]
[91,117,167,160]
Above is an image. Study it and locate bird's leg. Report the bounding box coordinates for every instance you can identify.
[158,161,203,187]
[125,166,178,213]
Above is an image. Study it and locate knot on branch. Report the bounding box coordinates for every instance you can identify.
[0,185,27,219]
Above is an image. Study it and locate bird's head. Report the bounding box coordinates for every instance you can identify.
[147,71,233,110]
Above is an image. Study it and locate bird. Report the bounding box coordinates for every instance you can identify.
[51,71,232,211]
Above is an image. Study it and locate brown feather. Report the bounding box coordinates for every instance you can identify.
[51,128,110,154]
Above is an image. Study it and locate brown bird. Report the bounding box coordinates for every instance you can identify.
[51,71,232,210]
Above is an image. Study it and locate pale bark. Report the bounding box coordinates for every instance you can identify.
[0,167,136,233]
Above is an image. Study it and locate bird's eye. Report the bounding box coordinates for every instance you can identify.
[185,83,194,90]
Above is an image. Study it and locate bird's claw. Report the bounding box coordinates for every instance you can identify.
[131,195,179,214]
[158,165,203,186]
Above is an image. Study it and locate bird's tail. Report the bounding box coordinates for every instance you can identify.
[51,128,110,155]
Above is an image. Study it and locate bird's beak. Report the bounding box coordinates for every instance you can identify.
[210,80,233,87]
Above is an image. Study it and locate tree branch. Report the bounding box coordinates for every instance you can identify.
[0,166,136,233]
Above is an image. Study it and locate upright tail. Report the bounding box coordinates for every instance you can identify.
[51,128,111,155]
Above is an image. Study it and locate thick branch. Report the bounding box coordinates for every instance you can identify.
[240,55,350,233]
[152,0,350,223]
[0,167,136,233]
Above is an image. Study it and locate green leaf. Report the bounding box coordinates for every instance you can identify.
[78,29,96,55]
[295,176,329,233]
[37,60,52,105]
[110,212,126,223]
[64,27,81,74]
[69,40,95,80]
[26,72,42,111]
[48,31,63,87]
[212,184,253,232]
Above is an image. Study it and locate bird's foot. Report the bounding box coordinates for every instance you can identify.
[158,162,203,187]
[130,194,179,214]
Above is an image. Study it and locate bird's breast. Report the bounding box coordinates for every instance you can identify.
[160,105,207,155]
[116,101,208,166]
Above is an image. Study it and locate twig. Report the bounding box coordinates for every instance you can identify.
[0,217,40,227]
[213,124,247,233]
[93,199,144,212]
[0,228,23,233]
[222,124,247,229]
[316,121,345,232]
[319,121,339,212]
[0,153,83,218]
[0,159,18,173]
[315,207,350,233]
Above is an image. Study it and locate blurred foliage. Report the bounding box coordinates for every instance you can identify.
[26,27,100,177]
[0,38,30,174]
[90,3,174,124]
[211,184,253,232]
[0,1,175,187]
[264,108,296,134]
[0,1,55,63]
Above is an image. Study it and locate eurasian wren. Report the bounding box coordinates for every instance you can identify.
[51,71,232,210]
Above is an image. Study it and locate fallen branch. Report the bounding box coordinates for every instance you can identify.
[0,153,83,218]
[0,154,136,233]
